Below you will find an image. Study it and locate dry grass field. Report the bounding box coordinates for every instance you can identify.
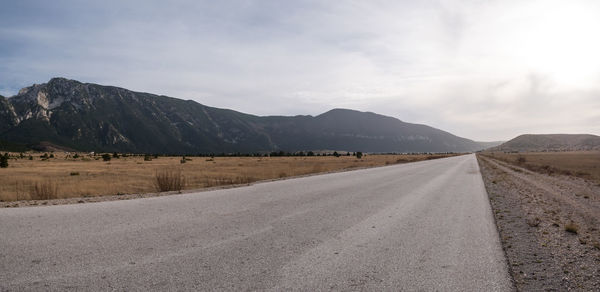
[0,153,457,202]
[481,151,600,183]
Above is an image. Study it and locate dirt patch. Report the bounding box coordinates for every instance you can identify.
[478,155,600,291]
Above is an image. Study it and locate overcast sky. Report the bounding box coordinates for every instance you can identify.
[2,0,600,141]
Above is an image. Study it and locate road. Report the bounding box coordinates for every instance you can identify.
[0,154,513,291]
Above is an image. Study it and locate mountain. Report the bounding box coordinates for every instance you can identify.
[491,134,600,152]
[0,78,488,154]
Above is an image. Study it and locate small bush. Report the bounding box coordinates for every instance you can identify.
[144,155,153,161]
[70,172,80,176]
[0,153,8,168]
[356,152,363,159]
[112,152,120,158]
[180,156,186,164]
[102,153,111,161]
[564,222,578,234]
[516,156,526,164]
[73,153,80,159]
[30,181,59,200]
[154,169,185,192]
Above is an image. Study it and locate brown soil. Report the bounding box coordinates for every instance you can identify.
[478,155,600,291]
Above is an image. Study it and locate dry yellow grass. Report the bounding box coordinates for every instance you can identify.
[0,153,458,201]
[481,151,600,183]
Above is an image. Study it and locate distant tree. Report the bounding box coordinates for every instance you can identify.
[102,153,111,161]
[29,155,33,160]
[144,154,153,161]
[356,152,363,159]
[49,153,55,158]
[113,152,120,158]
[180,155,186,164]
[41,153,49,160]
[307,151,315,156]
[19,152,24,159]
[73,153,80,159]
[0,153,8,168]
[346,152,350,156]
[333,151,340,157]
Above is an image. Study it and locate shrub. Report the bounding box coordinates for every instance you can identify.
[112,152,120,158]
[30,180,59,200]
[102,153,111,161]
[154,169,185,192]
[564,222,578,234]
[516,156,526,164]
[144,154,153,161]
[0,153,8,168]
[356,152,363,159]
[180,156,186,164]
[70,172,80,176]
[73,153,80,159]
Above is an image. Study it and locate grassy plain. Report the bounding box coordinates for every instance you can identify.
[0,153,457,202]
[480,151,600,183]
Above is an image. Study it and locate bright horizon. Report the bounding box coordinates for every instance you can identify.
[2,0,600,141]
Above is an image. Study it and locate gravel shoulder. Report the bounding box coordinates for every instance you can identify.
[477,155,600,291]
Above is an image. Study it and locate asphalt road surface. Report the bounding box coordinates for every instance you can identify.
[1,154,513,291]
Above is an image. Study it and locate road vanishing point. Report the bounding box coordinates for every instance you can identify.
[1,154,513,291]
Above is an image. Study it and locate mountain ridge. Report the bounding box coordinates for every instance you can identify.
[0,77,490,154]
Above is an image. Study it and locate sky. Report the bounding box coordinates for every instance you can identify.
[1,0,600,141]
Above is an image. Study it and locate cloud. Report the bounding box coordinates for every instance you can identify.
[1,0,599,140]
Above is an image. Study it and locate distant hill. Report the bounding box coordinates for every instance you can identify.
[0,78,490,154]
[491,134,600,152]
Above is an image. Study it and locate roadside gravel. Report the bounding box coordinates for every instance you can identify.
[478,155,600,291]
